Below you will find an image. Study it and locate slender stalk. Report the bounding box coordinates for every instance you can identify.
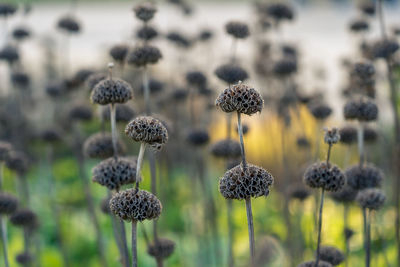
[0,216,9,267]
[357,123,364,167]
[116,188,130,267]
[362,208,368,267]
[142,66,150,115]
[366,209,371,267]
[110,103,118,157]
[0,162,3,190]
[230,38,237,63]
[135,143,146,190]
[344,204,350,267]
[326,144,332,166]
[245,197,255,267]
[315,188,325,267]
[132,221,137,267]
[108,190,126,266]
[227,199,234,267]
[237,111,247,169]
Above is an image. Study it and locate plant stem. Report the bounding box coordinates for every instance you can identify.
[315,188,325,267]
[132,221,137,267]
[110,103,118,157]
[108,190,125,266]
[357,123,364,167]
[227,199,234,267]
[0,216,9,267]
[142,66,151,115]
[0,162,3,190]
[245,197,255,267]
[344,204,349,267]
[116,188,130,267]
[326,144,332,166]
[362,208,368,267]
[237,111,247,170]
[366,209,371,267]
[135,143,146,190]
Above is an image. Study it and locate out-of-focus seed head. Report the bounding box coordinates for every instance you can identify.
[225,21,250,39]
[101,104,135,123]
[140,78,164,95]
[57,15,81,33]
[92,157,138,190]
[0,141,12,161]
[84,132,126,159]
[110,44,129,63]
[339,126,357,145]
[324,127,340,145]
[46,81,66,98]
[110,189,162,222]
[38,128,62,143]
[214,64,249,84]
[297,261,332,267]
[356,188,386,210]
[166,31,192,48]
[266,3,294,22]
[317,246,345,266]
[309,102,332,120]
[125,116,168,151]
[74,69,95,85]
[68,103,93,121]
[0,193,18,215]
[0,45,19,64]
[6,151,29,175]
[12,26,31,41]
[287,184,310,201]
[147,238,176,259]
[359,2,375,16]
[127,45,162,67]
[100,196,111,214]
[86,73,107,91]
[16,252,33,265]
[349,19,369,32]
[364,126,378,143]
[303,162,345,192]
[343,97,378,121]
[273,58,297,76]
[296,136,311,148]
[186,128,209,146]
[210,139,241,158]
[10,209,38,228]
[11,71,30,89]
[136,25,158,41]
[133,2,157,22]
[0,3,17,17]
[219,163,274,200]
[331,184,358,203]
[353,62,375,80]
[186,71,207,88]
[215,83,263,115]
[198,29,213,42]
[171,88,188,102]
[372,39,399,59]
[345,164,383,190]
[91,78,133,105]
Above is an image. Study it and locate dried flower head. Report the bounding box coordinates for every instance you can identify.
[186,128,210,146]
[57,15,81,33]
[133,2,157,22]
[287,184,310,201]
[125,116,168,151]
[91,78,133,105]
[344,228,355,240]
[101,104,135,123]
[0,141,12,161]
[110,44,129,63]
[68,103,93,121]
[266,3,294,22]
[84,133,126,159]
[331,184,358,203]
[318,246,345,266]
[309,102,332,120]
[15,252,33,265]
[372,39,399,59]
[127,45,162,67]
[198,29,213,41]
[364,126,378,143]
[356,188,386,210]
[324,127,340,145]
[214,64,249,84]
[6,151,29,175]
[225,21,250,39]
[339,126,357,145]
[92,157,138,190]
[216,83,263,115]
[166,31,191,48]
[12,26,31,41]
[110,189,162,222]
[100,196,111,214]
[219,163,274,200]
[86,73,107,91]
[345,164,383,190]
[11,71,30,88]
[10,209,38,228]
[136,25,158,41]
[303,162,345,192]
[0,3,17,17]
[46,81,66,98]
[38,128,62,143]
[0,45,19,64]
[297,261,332,267]
[349,19,369,32]
[359,2,375,16]
[147,238,176,259]
[0,193,18,215]
[210,139,241,158]
[296,136,311,148]
[343,97,378,121]
[273,58,297,76]
[186,71,207,88]
[140,79,164,95]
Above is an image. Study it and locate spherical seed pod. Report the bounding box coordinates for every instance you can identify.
[147,238,176,259]
[101,104,135,123]
[15,252,32,265]
[186,128,209,146]
[0,141,12,161]
[309,102,332,120]
[356,188,385,210]
[109,44,128,63]
[266,3,294,22]
[68,103,93,122]
[91,78,133,105]
[339,126,357,145]
[372,39,399,59]
[140,78,164,95]
[210,139,241,158]
[10,209,38,228]
[345,164,383,190]
[303,162,345,192]
[214,64,249,84]
[287,184,310,201]
[38,128,62,143]
[84,132,126,159]
[166,31,192,48]
[92,157,138,190]
[133,2,157,22]
[297,261,332,267]
[349,19,369,32]
[110,189,162,222]
[127,45,162,67]
[343,97,378,121]
[353,62,375,80]
[364,126,378,143]
[0,45,19,64]
[324,127,340,145]
[125,116,168,151]
[100,196,111,214]
[86,73,107,91]
[215,83,263,115]
[225,21,250,39]
[57,15,81,33]
[0,193,18,215]
[296,136,311,148]
[136,25,158,41]
[6,151,29,175]
[12,26,31,41]
[219,163,274,200]
[331,184,358,203]
[273,58,297,76]
[186,71,207,88]
[317,246,345,266]
[0,3,17,17]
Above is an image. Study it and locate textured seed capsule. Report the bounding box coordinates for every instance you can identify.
[331,185,358,203]
[345,164,383,190]
[0,45,19,64]
[127,45,162,67]
[318,246,345,266]
[225,21,250,39]
[109,44,128,63]
[136,25,158,41]
[287,184,310,201]
[147,238,175,259]
[309,103,332,120]
[343,97,378,121]
[84,133,126,159]
[303,162,345,192]
[57,15,81,33]
[356,188,385,210]
[86,73,107,91]
[266,3,294,22]
[339,126,357,145]
[91,78,133,105]
[324,127,340,145]
[68,103,93,121]
[133,2,157,22]
[10,209,38,228]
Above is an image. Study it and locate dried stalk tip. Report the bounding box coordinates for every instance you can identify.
[317,246,345,266]
[345,164,383,190]
[356,188,386,210]
[84,132,126,159]
[225,21,250,39]
[127,45,162,67]
[303,162,345,192]
[110,189,162,222]
[147,238,176,259]
[0,193,18,215]
[210,139,241,158]
[323,127,340,145]
[133,2,157,22]
[91,78,133,105]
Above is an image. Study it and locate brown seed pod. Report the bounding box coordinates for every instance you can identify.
[127,45,162,67]
[345,164,383,190]
[318,246,345,266]
[147,238,176,259]
[210,139,241,158]
[309,102,332,120]
[91,78,133,105]
[83,132,126,159]
[109,44,129,63]
[356,188,385,210]
[214,64,249,84]
[330,184,358,203]
[186,128,209,146]
[86,73,107,91]
[110,189,162,222]
[303,162,345,192]
[339,126,357,145]
[343,97,378,121]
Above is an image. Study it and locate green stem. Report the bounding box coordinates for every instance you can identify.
[245,197,255,267]
[227,199,234,267]
[135,143,146,190]
[110,103,118,157]
[237,111,247,170]
[131,221,137,267]
[0,216,9,267]
[315,188,325,266]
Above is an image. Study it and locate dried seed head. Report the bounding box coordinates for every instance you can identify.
[0,3,17,17]
[11,71,30,88]
[166,31,192,48]
[92,157,138,190]
[101,104,136,123]
[297,260,332,267]
[133,2,157,22]
[287,184,310,201]
[214,64,249,84]
[324,127,340,145]
[331,184,358,203]
[127,45,162,67]
[364,126,378,143]
[186,128,210,146]
[339,126,357,145]
[16,252,33,265]
[225,21,250,39]
[46,81,66,98]
[345,164,383,190]
[0,141,12,161]
[349,19,369,32]
[210,139,241,158]
[0,45,19,64]
[147,238,176,259]
[344,228,355,240]
[136,25,158,41]
[356,188,386,210]
[84,133,126,159]
[198,29,213,42]
[38,128,62,143]
[343,97,378,121]
[352,62,375,81]
[10,209,38,228]
[372,39,399,59]
[296,136,311,148]
[219,163,274,200]
[110,189,162,222]
[303,162,345,192]
[273,58,297,76]
[125,116,168,151]
[318,246,345,266]
[91,78,133,105]
[6,151,29,175]
[309,102,332,120]
[171,88,188,102]
[110,44,129,63]
[100,196,111,214]
[57,15,81,33]
[86,73,107,91]
[186,71,207,88]
[0,193,18,215]
[140,78,164,95]
[215,83,263,115]
[266,3,294,22]
[12,26,31,41]
[359,2,375,16]
[68,103,93,121]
